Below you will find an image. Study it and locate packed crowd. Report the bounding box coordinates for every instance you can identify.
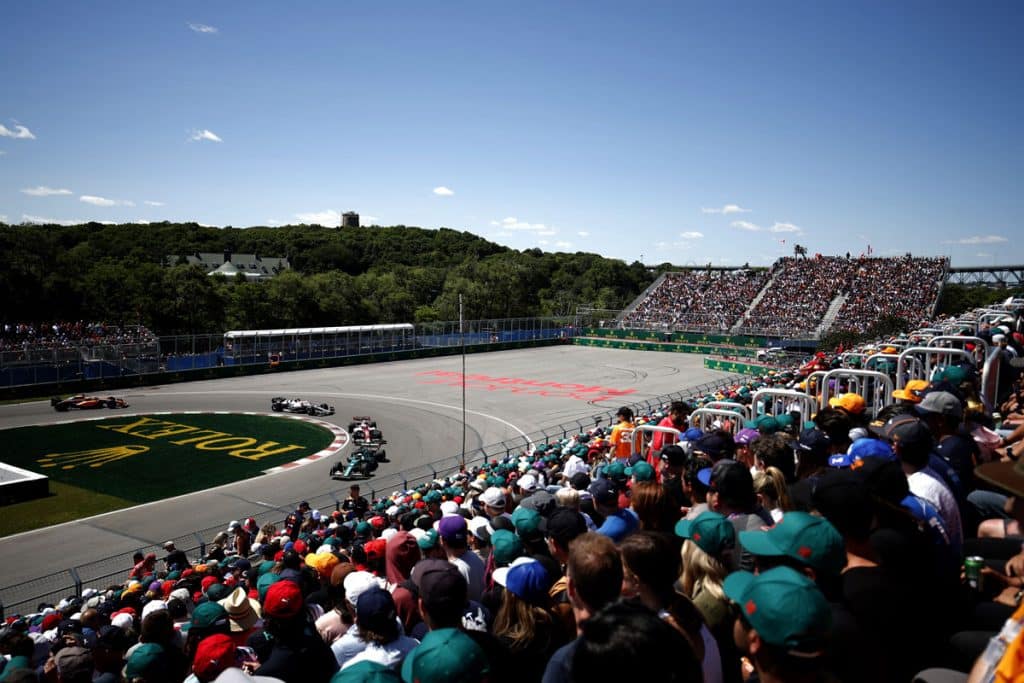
[4,308,1024,683]
[0,322,158,353]
[620,254,949,338]
[833,256,947,333]
[622,270,769,332]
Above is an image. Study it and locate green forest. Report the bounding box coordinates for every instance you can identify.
[0,222,656,334]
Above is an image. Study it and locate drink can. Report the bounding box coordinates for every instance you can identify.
[965,556,985,591]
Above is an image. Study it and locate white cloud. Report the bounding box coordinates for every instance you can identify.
[21,186,72,196]
[554,241,572,249]
[188,22,218,33]
[189,129,222,143]
[21,214,79,226]
[133,219,150,225]
[198,223,218,228]
[731,220,761,232]
[494,216,555,233]
[538,240,549,246]
[577,230,590,237]
[433,186,454,196]
[702,204,750,215]
[0,150,6,156]
[295,209,341,226]
[0,123,35,140]
[266,219,284,227]
[679,231,704,239]
[976,252,993,258]
[144,200,165,207]
[80,195,134,207]
[942,235,1008,245]
[0,214,6,222]
[361,215,379,225]
[769,222,802,234]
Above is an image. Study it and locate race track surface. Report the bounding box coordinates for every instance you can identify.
[0,346,729,586]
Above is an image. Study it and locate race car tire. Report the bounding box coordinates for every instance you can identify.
[54,403,68,412]
[272,404,283,412]
[370,429,383,441]
[375,449,387,462]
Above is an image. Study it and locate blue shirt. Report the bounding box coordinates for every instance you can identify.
[597,508,639,543]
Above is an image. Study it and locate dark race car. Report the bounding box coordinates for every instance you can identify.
[330,445,383,480]
[348,416,384,444]
[51,395,129,412]
[270,397,336,417]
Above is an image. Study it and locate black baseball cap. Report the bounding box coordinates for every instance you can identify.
[660,444,687,467]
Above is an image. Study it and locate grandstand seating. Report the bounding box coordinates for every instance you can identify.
[624,255,949,338]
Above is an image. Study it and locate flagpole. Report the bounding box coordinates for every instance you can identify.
[460,294,466,469]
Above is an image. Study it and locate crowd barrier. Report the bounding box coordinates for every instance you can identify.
[0,373,746,617]
[580,328,768,347]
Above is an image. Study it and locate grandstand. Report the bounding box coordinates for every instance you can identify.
[619,254,950,339]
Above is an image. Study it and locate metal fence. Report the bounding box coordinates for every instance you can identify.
[0,373,744,617]
[0,317,577,389]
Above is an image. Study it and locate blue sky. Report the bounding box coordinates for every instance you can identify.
[1,1,1021,267]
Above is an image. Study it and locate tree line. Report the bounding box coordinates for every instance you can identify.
[0,222,656,335]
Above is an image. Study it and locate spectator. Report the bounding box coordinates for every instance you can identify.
[541,533,623,683]
[723,566,834,683]
[619,531,720,682]
[571,600,703,682]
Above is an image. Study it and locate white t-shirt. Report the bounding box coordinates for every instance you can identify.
[908,468,963,550]
[340,635,419,671]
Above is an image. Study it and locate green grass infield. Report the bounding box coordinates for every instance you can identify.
[1,413,335,535]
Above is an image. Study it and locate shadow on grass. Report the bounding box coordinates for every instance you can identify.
[0,481,133,537]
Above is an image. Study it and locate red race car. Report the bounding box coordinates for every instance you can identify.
[51,395,130,412]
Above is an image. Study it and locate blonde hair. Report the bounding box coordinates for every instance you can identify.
[679,539,728,603]
[555,487,580,510]
[753,466,792,512]
[492,588,553,652]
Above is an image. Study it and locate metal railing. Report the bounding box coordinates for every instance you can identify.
[0,372,746,617]
[0,317,577,389]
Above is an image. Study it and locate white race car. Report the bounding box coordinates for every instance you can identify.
[271,397,335,416]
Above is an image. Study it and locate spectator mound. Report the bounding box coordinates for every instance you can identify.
[0,413,336,534]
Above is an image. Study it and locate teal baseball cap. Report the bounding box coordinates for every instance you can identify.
[490,529,523,566]
[625,461,656,482]
[739,511,846,576]
[674,511,736,558]
[723,566,832,655]
[400,628,489,683]
[603,461,627,480]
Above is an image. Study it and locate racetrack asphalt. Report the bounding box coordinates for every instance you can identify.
[0,346,730,588]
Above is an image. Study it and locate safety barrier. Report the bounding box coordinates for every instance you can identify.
[630,424,683,458]
[819,369,894,419]
[750,389,820,423]
[864,353,903,375]
[689,408,745,434]
[895,347,977,389]
[928,335,989,364]
[702,401,751,419]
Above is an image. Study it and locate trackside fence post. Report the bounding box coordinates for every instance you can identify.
[191,533,206,560]
[69,568,82,598]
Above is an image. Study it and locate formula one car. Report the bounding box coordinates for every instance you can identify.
[330,445,384,480]
[51,395,129,412]
[270,397,336,416]
[348,416,384,444]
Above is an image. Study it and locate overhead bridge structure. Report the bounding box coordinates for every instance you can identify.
[947,265,1024,287]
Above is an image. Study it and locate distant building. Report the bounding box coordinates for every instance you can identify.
[172,251,291,281]
[342,211,360,228]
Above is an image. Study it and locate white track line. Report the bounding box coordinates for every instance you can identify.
[148,390,533,445]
